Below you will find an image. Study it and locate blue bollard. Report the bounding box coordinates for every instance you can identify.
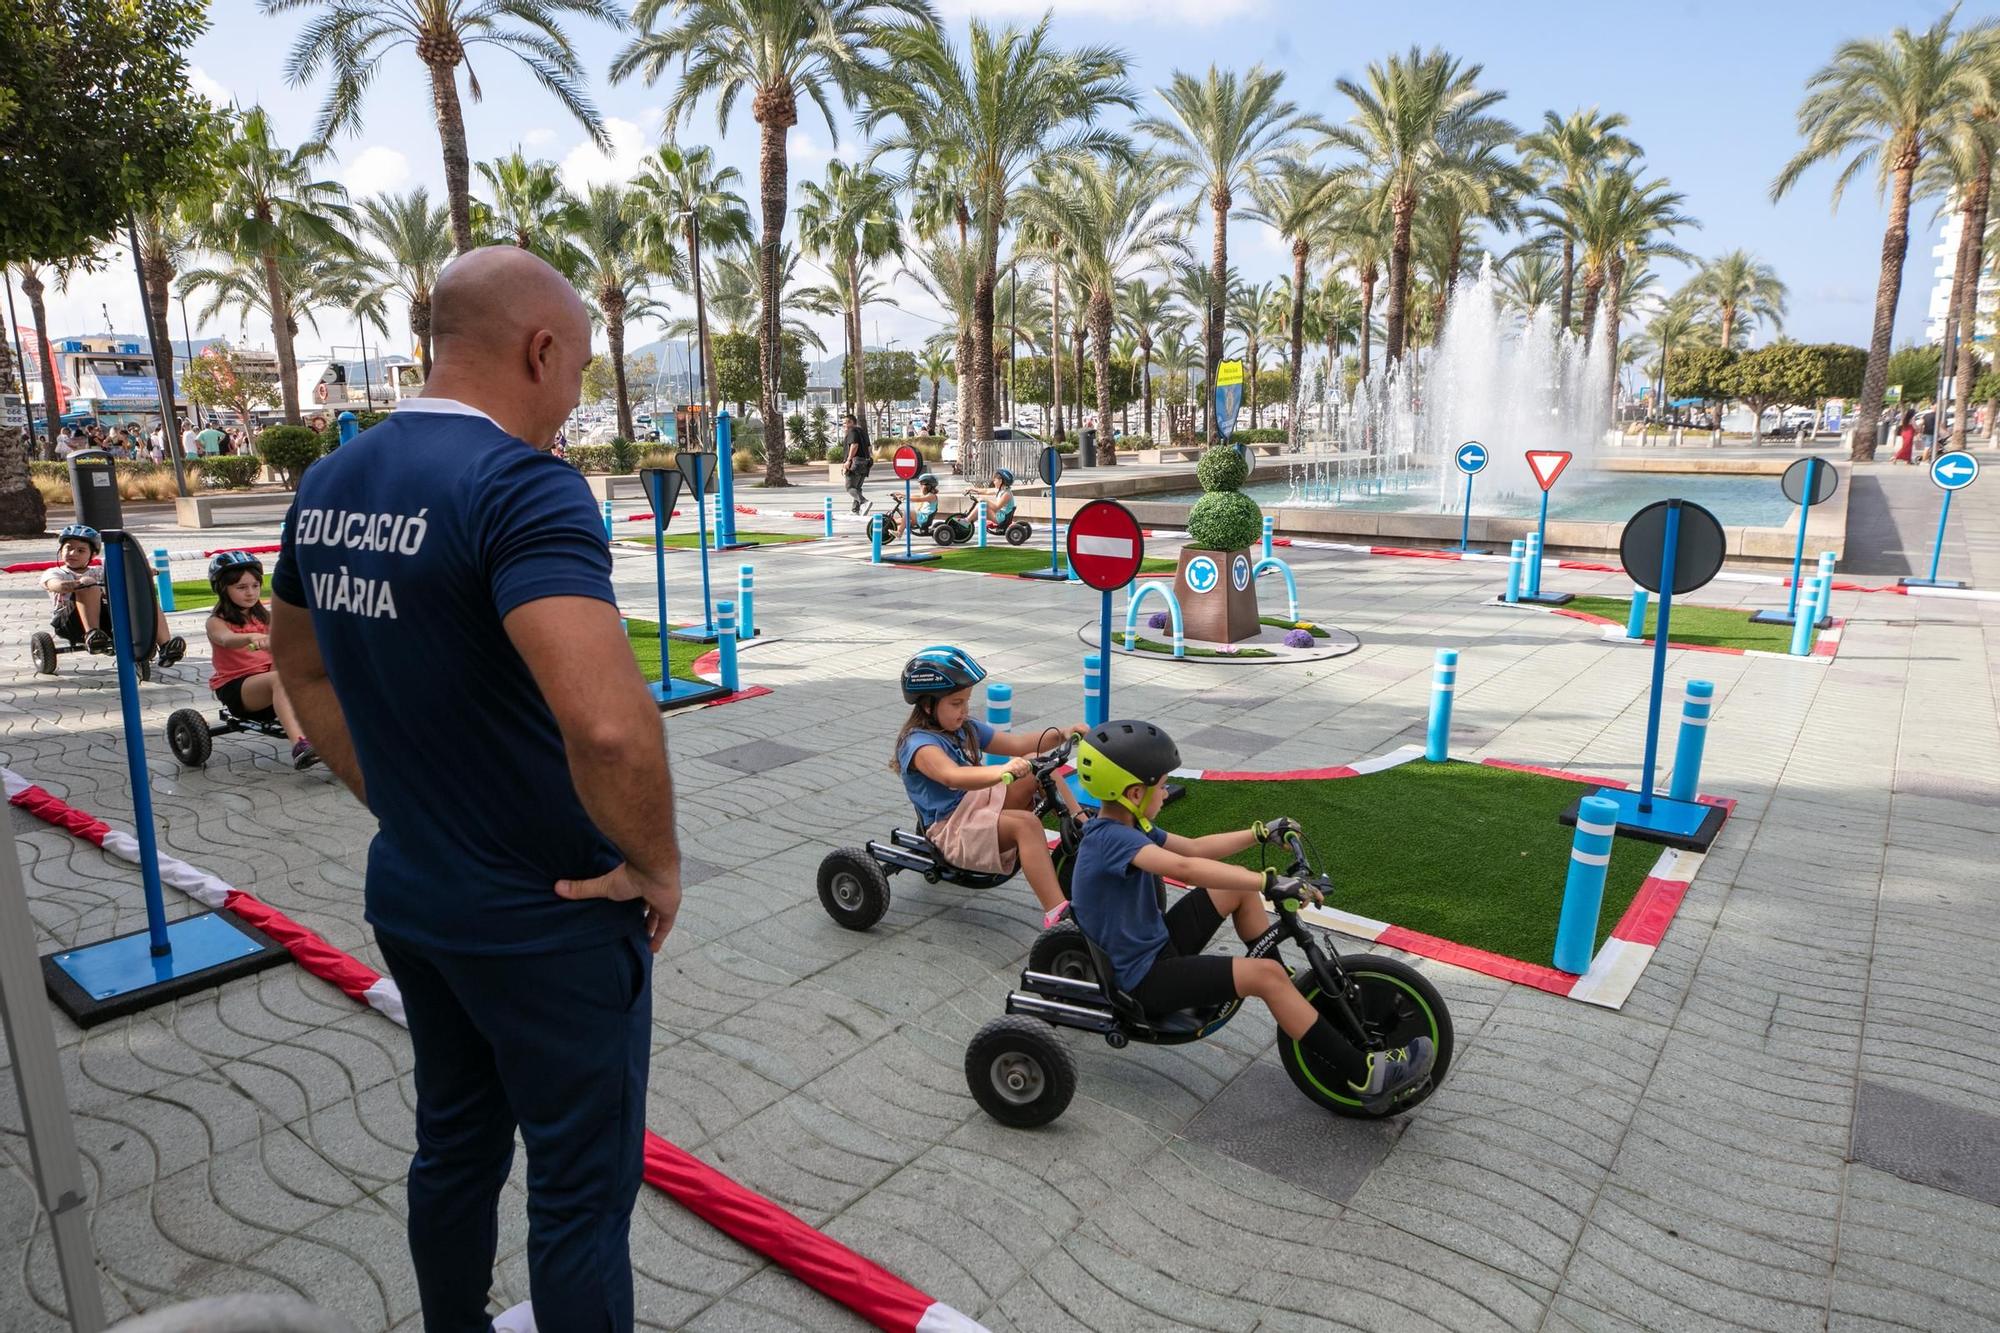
[1790,578,1821,655]
[976,501,988,549]
[737,563,756,640]
[1811,571,1834,635]
[153,547,174,612]
[870,513,884,563]
[1505,539,1525,604]
[1262,515,1274,561]
[336,410,358,448]
[1426,648,1457,762]
[985,681,1012,765]
[1814,551,1836,626]
[1668,680,1714,803]
[1524,530,1543,597]
[1083,654,1103,728]
[1625,586,1649,640]
[715,599,740,693]
[602,500,615,540]
[824,496,834,538]
[1553,794,1619,974]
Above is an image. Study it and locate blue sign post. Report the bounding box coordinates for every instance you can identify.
[1022,445,1067,581]
[713,410,755,551]
[643,468,728,708]
[1901,451,1981,590]
[1519,450,1573,605]
[1750,456,1838,626]
[1453,441,1488,553]
[670,451,720,641]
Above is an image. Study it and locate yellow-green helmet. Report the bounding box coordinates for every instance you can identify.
[1075,720,1180,827]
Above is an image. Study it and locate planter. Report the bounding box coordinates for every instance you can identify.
[1174,546,1261,643]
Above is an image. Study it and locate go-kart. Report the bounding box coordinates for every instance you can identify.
[817,734,1084,931]
[964,824,1453,1125]
[165,704,289,768]
[879,493,940,545]
[30,624,153,681]
[931,501,1031,548]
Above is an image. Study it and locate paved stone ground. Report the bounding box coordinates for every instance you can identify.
[2,459,1998,1331]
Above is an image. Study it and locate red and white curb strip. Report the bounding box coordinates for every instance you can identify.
[1496,600,1847,663]
[2,766,981,1333]
[1167,744,1728,1010]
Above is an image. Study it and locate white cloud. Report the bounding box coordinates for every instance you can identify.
[938,0,1264,24]
[187,64,231,107]
[559,117,651,193]
[340,145,413,199]
[789,131,835,167]
[523,127,557,148]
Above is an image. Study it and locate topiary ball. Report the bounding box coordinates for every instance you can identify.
[1187,490,1264,552]
[1147,611,1168,630]
[1283,629,1315,649]
[1195,445,1249,494]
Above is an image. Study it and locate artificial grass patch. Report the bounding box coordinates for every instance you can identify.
[619,529,816,549]
[169,576,266,609]
[1158,759,1659,963]
[624,617,710,684]
[923,546,1179,577]
[1564,595,1810,653]
[1260,615,1328,638]
[1124,635,1273,658]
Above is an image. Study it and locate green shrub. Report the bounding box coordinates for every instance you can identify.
[1186,490,1263,552]
[785,447,814,465]
[565,444,613,473]
[1231,427,1286,443]
[1195,445,1249,492]
[1118,434,1153,449]
[637,446,677,471]
[608,437,638,475]
[195,456,261,490]
[314,410,388,452]
[824,443,847,463]
[785,412,808,445]
[733,448,759,475]
[256,425,324,487]
[29,460,67,480]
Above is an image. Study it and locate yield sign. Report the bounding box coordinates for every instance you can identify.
[1525,450,1573,492]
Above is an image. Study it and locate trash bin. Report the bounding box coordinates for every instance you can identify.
[1081,428,1097,467]
[67,449,122,530]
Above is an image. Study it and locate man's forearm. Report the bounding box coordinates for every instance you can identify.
[287,675,367,802]
[569,700,680,877]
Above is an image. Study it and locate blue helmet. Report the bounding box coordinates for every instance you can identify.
[56,524,100,554]
[207,550,263,595]
[917,472,938,491]
[901,645,986,704]
[994,468,1015,485]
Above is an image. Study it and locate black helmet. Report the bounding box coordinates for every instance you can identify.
[1075,720,1180,826]
[901,645,986,703]
[56,524,100,555]
[207,550,263,595]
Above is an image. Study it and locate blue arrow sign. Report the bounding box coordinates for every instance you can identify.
[1454,441,1489,475]
[1932,451,1981,491]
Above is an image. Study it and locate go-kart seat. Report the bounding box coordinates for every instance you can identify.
[1074,921,1227,1038]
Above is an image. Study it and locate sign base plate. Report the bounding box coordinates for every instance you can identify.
[652,678,730,710]
[1748,610,1834,628]
[1897,576,1967,590]
[42,909,289,1028]
[714,539,761,552]
[1516,591,1575,607]
[669,624,721,644]
[1018,566,1068,581]
[882,551,941,565]
[1560,787,1724,853]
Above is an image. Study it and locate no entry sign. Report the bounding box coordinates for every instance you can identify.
[1066,499,1145,591]
[892,445,921,480]
[1525,450,1572,492]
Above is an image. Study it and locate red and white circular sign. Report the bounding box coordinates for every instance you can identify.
[892,445,921,480]
[1065,499,1146,591]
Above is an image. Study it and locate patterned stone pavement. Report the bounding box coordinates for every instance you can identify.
[2,459,1997,1331]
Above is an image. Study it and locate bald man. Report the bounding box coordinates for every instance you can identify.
[271,246,681,1333]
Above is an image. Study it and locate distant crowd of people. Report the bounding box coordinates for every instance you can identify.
[49,419,249,463]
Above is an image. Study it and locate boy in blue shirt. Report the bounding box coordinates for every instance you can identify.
[1067,719,1434,1113]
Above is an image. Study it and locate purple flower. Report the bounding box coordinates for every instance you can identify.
[1147,611,1169,630]
[1283,629,1315,649]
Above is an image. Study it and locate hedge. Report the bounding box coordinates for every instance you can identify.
[257,425,325,487]
[196,457,261,489]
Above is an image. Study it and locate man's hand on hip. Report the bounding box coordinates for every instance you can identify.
[557,863,682,952]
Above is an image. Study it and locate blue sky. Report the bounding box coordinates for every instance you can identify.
[32,0,1971,367]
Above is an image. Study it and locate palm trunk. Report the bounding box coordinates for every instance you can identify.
[848,254,868,433]
[1578,268,1603,354]
[428,60,474,252]
[1441,224,1466,323]
[1358,267,1377,381]
[1384,192,1414,365]
[411,294,434,376]
[1140,335,1154,438]
[1206,183,1229,444]
[1288,243,1308,448]
[1605,255,1626,419]
[1558,236,1575,334]
[688,217,716,419]
[20,268,63,460]
[1718,306,1734,350]
[1247,328,1260,427]
[606,302,632,441]
[0,335,44,534]
[1091,292,1116,466]
[1852,151,1918,461]
[954,325,972,460]
[754,89,796,485]
[1951,155,1992,452]
[972,255,997,464]
[262,245,302,424]
[926,375,940,435]
[1049,268,1062,438]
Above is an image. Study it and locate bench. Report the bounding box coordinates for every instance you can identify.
[174,491,298,529]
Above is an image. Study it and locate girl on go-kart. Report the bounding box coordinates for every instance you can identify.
[894,646,1086,925]
[205,551,318,770]
[881,474,942,544]
[1068,720,1435,1113]
[964,468,1016,529]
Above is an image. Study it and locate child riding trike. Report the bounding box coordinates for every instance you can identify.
[932,468,1031,547]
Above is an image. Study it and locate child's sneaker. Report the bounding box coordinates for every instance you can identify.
[154,636,187,668]
[85,628,113,655]
[1041,901,1072,929]
[1349,1036,1436,1111]
[291,738,321,771]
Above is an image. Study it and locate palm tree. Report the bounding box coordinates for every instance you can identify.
[1422,131,1532,325]
[1689,249,1788,350]
[1228,279,1274,427]
[868,16,1135,465]
[1328,200,1389,380]
[915,343,952,434]
[133,205,200,382]
[1307,271,1361,421]
[265,0,621,252]
[1137,64,1315,442]
[1917,50,2000,450]
[798,159,904,428]
[194,106,355,424]
[1111,329,1140,433]
[357,188,453,374]
[13,265,68,459]
[1017,155,1186,465]
[1553,166,1697,409]
[1328,46,1512,367]
[1248,160,1343,440]
[616,0,931,485]
[1495,244,1563,317]
[1773,12,1994,458]
[568,183,663,441]
[901,238,979,454]
[472,151,585,271]
[1118,278,1172,439]
[1518,108,1640,332]
[180,239,392,354]
[1635,290,1710,409]
[630,143,752,421]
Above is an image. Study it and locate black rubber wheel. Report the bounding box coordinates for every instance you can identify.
[965,1016,1077,1128]
[1277,953,1454,1119]
[932,522,958,548]
[29,633,56,675]
[135,656,152,683]
[1005,521,1032,546]
[1027,920,1097,984]
[165,708,213,768]
[817,848,891,931]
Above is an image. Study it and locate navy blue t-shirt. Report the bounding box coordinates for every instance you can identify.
[1068,817,1171,991]
[272,400,637,954]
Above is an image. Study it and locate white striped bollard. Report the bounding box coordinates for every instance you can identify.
[1813,551,1835,626]
[1668,680,1713,803]
[1425,648,1457,762]
[870,514,884,563]
[1262,515,1274,561]
[1504,539,1525,604]
[1625,586,1648,640]
[824,496,834,537]
[1524,530,1543,597]
[984,682,1012,765]
[1789,576,1822,656]
[715,600,740,693]
[153,548,174,612]
[1083,654,1103,728]
[976,501,988,549]
[737,564,756,640]
[602,500,614,539]
[1553,794,1619,974]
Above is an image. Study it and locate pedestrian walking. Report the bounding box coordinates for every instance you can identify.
[842,410,873,515]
